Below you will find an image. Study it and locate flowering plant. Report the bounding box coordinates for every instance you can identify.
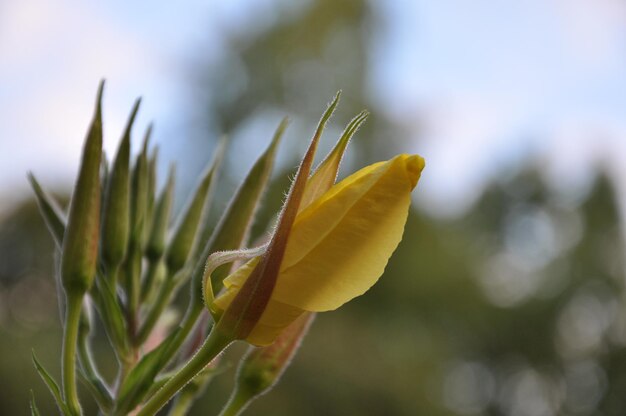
[29,83,424,416]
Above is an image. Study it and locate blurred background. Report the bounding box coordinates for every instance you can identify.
[2,0,626,415]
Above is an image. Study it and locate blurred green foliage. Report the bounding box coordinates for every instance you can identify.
[4,160,625,415]
[3,0,626,415]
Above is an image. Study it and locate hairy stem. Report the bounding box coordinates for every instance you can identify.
[136,329,232,416]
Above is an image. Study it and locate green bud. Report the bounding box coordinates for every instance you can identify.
[146,165,175,261]
[144,146,159,246]
[129,125,151,246]
[206,119,287,294]
[61,81,104,295]
[224,314,314,415]
[165,144,223,273]
[101,98,140,271]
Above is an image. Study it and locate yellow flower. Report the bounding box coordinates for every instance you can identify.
[213,153,424,345]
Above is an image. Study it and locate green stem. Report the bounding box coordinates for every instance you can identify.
[77,333,97,383]
[136,329,232,416]
[63,294,83,416]
[159,302,203,368]
[108,265,119,293]
[167,359,218,416]
[219,388,251,416]
[125,244,141,339]
[166,388,197,416]
[137,278,175,345]
[140,259,161,303]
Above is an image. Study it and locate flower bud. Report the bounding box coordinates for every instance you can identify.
[231,313,314,409]
[145,165,175,261]
[101,99,139,271]
[165,144,223,273]
[214,153,425,345]
[214,94,334,342]
[61,82,104,295]
[129,126,151,247]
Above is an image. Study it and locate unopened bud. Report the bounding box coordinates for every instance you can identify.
[165,144,223,273]
[146,165,175,261]
[61,82,104,295]
[101,99,139,270]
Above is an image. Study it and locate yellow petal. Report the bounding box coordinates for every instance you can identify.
[272,154,424,311]
[222,257,260,289]
[247,300,305,346]
[215,271,305,346]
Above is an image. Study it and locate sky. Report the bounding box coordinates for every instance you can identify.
[1,0,626,218]
[370,0,626,215]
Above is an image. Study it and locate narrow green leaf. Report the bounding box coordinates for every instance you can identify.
[77,369,113,413]
[30,390,41,416]
[93,274,128,356]
[27,173,66,248]
[61,80,104,295]
[77,300,113,413]
[165,140,225,274]
[101,99,140,272]
[114,328,181,414]
[32,351,70,415]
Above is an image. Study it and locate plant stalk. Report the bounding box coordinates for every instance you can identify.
[136,329,232,416]
[136,277,175,345]
[63,294,84,415]
[218,388,251,416]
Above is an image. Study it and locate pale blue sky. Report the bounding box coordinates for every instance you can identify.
[371,0,626,214]
[1,0,625,217]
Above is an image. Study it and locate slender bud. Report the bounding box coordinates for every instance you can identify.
[221,314,314,416]
[237,314,313,395]
[61,82,104,295]
[142,146,159,244]
[101,99,139,271]
[146,165,175,261]
[129,126,151,246]
[206,121,286,294]
[165,144,223,273]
